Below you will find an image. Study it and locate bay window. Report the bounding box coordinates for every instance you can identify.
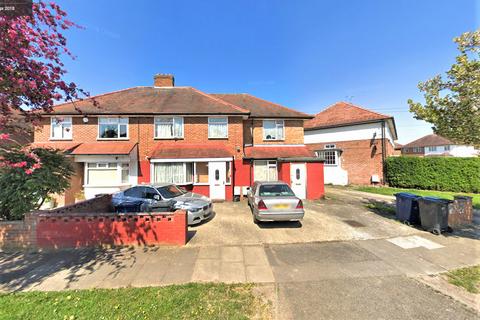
[208,117,228,138]
[254,160,277,181]
[51,117,72,139]
[86,162,130,186]
[98,117,128,139]
[263,120,284,140]
[154,117,184,139]
[153,162,193,184]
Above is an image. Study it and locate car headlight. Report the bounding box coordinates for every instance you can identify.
[189,207,202,213]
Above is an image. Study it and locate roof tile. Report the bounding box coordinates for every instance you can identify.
[71,142,136,155]
[150,143,233,159]
[244,146,314,159]
[305,101,391,129]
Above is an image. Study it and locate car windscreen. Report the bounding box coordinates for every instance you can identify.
[156,185,185,199]
[259,184,295,197]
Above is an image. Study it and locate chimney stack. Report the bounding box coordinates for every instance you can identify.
[154,74,175,87]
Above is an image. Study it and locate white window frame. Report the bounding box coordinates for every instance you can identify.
[444,145,451,151]
[154,116,184,139]
[50,116,72,140]
[253,160,278,181]
[427,146,437,152]
[263,120,285,141]
[97,117,129,140]
[152,162,194,185]
[208,117,229,139]
[316,150,338,166]
[84,162,130,186]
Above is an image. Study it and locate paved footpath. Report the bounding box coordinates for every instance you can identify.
[1,231,479,319]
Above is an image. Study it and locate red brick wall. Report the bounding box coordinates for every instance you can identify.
[36,210,187,248]
[34,116,244,160]
[0,213,37,250]
[250,119,304,145]
[307,139,394,185]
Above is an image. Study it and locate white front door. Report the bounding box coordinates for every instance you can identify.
[290,163,307,199]
[209,161,226,200]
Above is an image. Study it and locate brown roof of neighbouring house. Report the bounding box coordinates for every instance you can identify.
[211,93,312,119]
[244,146,314,159]
[70,142,137,155]
[30,142,81,152]
[304,101,392,130]
[149,143,233,159]
[402,134,454,148]
[49,87,250,116]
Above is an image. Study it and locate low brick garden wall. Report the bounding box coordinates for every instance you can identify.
[0,195,187,250]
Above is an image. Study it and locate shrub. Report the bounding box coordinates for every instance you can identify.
[385,156,480,193]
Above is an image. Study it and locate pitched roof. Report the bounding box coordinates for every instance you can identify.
[211,93,312,119]
[149,143,233,159]
[70,142,137,155]
[50,87,250,116]
[30,142,81,152]
[402,134,454,148]
[304,101,392,130]
[244,146,314,159]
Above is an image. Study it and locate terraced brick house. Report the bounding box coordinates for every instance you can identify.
[32,74,324,205]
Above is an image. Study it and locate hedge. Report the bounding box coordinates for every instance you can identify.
[385,157,480,193]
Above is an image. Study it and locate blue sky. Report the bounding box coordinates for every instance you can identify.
[58,0,479,144]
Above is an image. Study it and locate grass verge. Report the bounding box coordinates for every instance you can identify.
[446,265,480,294]
[0,283,271,320]
[364,202,396,215]
[353,186,480,209]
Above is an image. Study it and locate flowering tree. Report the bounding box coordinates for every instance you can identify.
[0,1,91,174]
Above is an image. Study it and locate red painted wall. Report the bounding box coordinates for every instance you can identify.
[278,162,291,186]
[138,160,150,184]
[306,162,325,200]
[234,159,252,186]
[36,211,187,248]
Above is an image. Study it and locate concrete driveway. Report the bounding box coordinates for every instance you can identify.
[187,187,419,246]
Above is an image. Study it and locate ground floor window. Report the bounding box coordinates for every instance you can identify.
[153,162,194,184]
[315,150,338,165]
[154,161,232,185]
[194,162,209,183]
[253,160,277,181]
[86,162,130,186]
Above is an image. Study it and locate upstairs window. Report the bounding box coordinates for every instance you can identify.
[51,117,72,139]
[208,117,228,139]
[263,120,284,140]
[155,117,183,139]
[98,117,128,139]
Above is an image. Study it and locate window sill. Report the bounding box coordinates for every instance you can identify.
[263,139,285,142]
[208,137,229,140]
[84,183,131,188]
[97,138,130,141]
[154,137,184,140]
[49,138,73,141]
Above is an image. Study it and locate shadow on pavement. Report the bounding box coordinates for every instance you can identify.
[256,221,303,229]
[0,246,160,292]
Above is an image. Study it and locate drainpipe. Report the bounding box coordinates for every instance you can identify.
[381,120,386,184]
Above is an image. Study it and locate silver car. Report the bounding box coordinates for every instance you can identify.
[112,183,213,225]
[247,181,305,223]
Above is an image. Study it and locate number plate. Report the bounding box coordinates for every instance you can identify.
[273,204,289,209]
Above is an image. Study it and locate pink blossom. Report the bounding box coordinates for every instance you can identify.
[32,163,42,169]
[25,169,33,175]
[0,133,10,140]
